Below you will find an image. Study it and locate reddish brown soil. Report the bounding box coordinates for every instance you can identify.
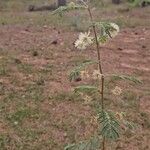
[0,24,150,149]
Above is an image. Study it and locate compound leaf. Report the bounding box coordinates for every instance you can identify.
[74,85,98,93]
[53,2,87,15]
[69,60,96,81]
[64,136,100,150]
[98,111,120,140]
[110,74,142,84]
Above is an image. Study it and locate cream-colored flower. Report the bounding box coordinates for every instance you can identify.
[68,2,76,7]
[109,23,119,38]
[84,95,92,104]
[75,32,93,50]
[75,40,86,49]
[115,112,124,120]
[14,121,18,125]
[92,70,102,79]
[80,70,89,79]
[112,86,122,96]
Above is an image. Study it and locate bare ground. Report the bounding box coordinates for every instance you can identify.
[0,24,149,149]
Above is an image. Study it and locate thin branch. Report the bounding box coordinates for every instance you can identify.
[87,6,106,150]
[87,7,104,109]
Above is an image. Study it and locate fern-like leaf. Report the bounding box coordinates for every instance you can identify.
[98,111,120,140]
[98,35,108,44]
[94,22,116,37]
[74,85,98,93]
[53,2,87,15]
[110,74,142,84]
[69,60,96,81]
[123,120,136,130]
[64,136,100,150]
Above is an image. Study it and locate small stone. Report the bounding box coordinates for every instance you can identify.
[75,77,82,82]
[43,25,48,28]
[142,45,146,49]
[118,47,123,51]
[51,40,58,45]
[14,58,21,64]
[25,28,29,32]
[37,79,45,85]
[32,51,38,56]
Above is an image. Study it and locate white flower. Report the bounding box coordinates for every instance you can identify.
[92,70,102,79]
[112,86,122,96]
[14,121,18,125]
[75,40,86,50]
[115,112,125,120]
[109,23,119,38]
[68,2,76,8]
[84,95,92,104]
[80,70,89,79]
[75,32,93,50]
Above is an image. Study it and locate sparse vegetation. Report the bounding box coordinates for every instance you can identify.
[0,0,149,150]
[53,1,143,149]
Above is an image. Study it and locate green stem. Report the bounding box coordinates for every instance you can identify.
[87,6,105,150]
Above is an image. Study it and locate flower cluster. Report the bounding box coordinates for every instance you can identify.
[75,32,93,50]
[112,86,122,96]
[109,23,120,38]
[115,112,124,120]
[80,70,89,79]
[92,70,102,79]
[80,69,103,80]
